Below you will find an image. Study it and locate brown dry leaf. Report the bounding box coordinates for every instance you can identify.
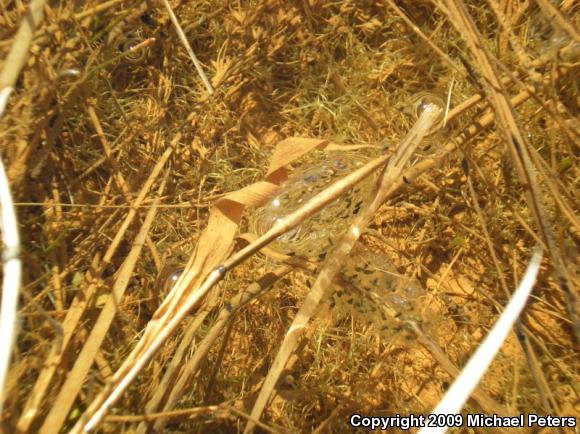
[266,137,328,182]
[149,138,331,324]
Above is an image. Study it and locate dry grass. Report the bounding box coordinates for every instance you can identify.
[0,0,578,433]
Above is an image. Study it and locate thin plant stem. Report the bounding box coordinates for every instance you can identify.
[161,0,214,95]
[0,158,22,413]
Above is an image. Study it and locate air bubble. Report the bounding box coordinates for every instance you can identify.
[159,267,184,294]
[408,91,449,150]
[118,31,149,64]
[57,68,81,79]
[410,91,445,123]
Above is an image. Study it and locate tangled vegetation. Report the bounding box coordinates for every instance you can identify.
[0,0,578,432]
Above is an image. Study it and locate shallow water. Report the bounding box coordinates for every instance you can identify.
[250,149,375,258]
[248,150,426,336]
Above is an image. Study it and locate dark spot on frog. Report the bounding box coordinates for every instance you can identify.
[140,12,155,27]
[332,158,348,170]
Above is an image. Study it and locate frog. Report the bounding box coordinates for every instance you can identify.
[250,149,377,258]
[331,247,425,336]
[247,149,426,337]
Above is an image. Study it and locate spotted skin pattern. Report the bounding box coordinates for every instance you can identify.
[251,150,374,259]
[249,150,426,335]
[333,248,424,335]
